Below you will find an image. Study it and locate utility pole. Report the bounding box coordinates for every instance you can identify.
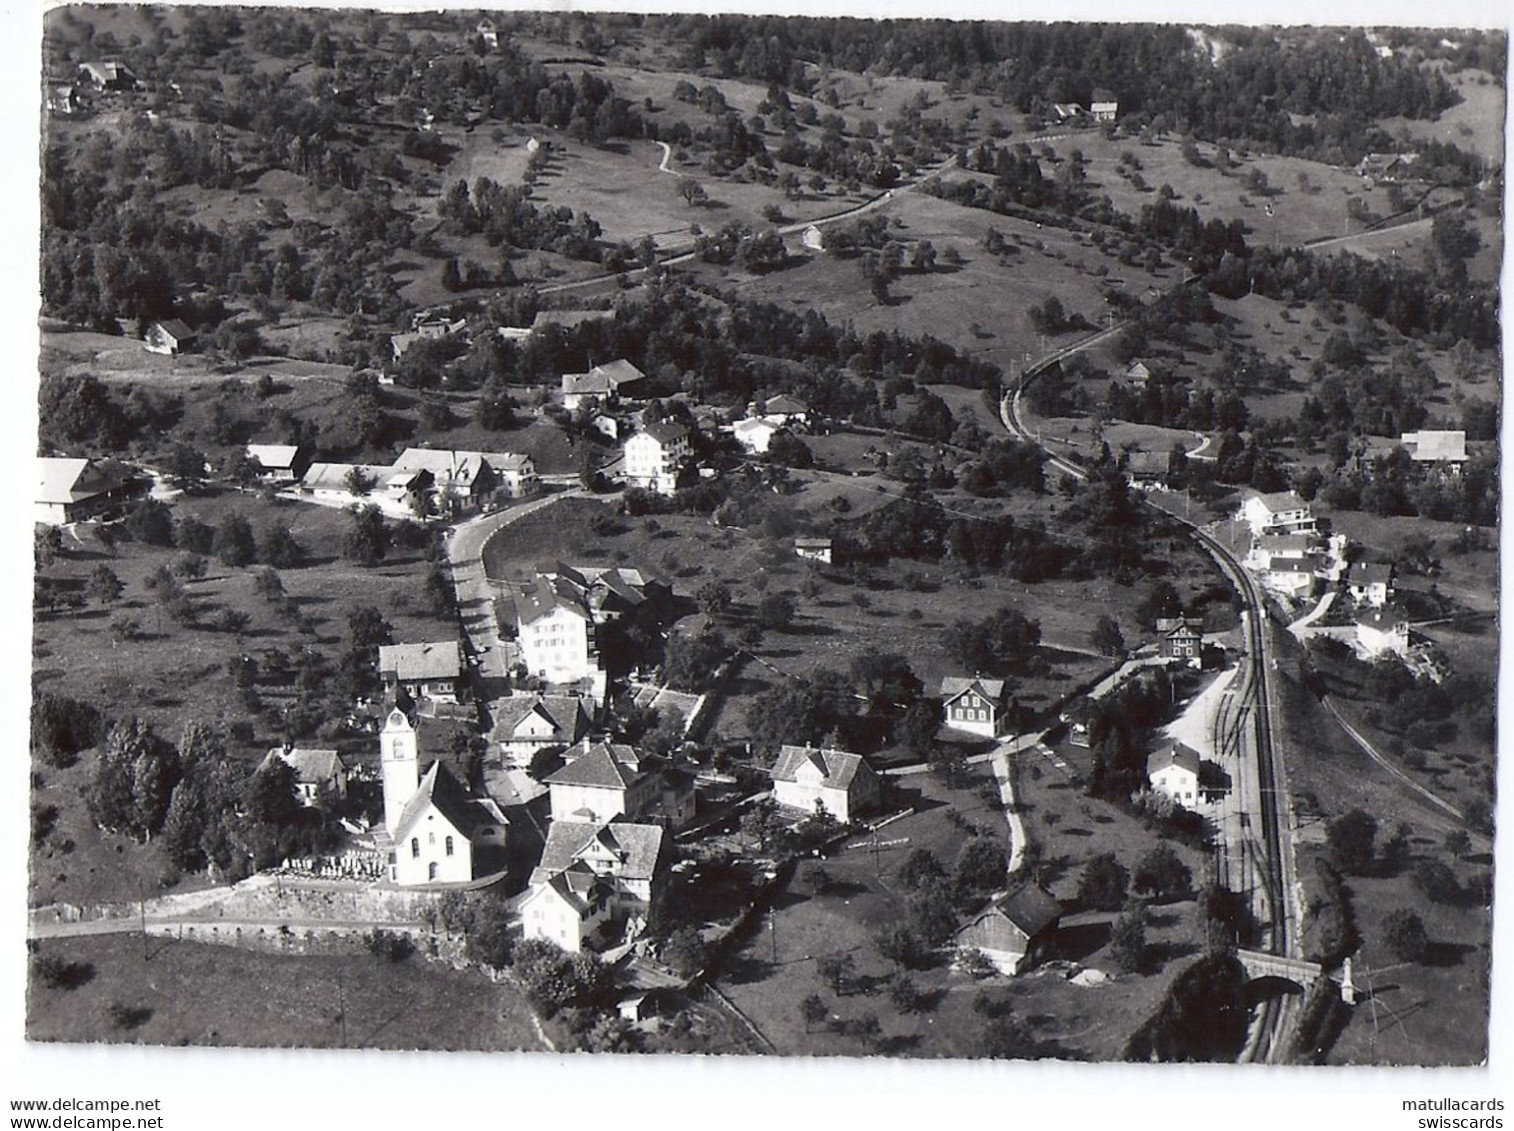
[768,911,778,965]
[137,880,147,962]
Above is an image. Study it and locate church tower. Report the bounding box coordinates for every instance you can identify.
[381,705,419,836]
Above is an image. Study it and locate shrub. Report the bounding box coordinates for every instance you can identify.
[364,929,416,963]
[1380,909,1429,963]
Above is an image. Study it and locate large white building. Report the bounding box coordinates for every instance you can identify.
[770,745,880,825]
[513,574,599,684]
[521,820,669,953]
[622,423,691,495]
[1236,490,1317,537]
[1146,741,1201,810]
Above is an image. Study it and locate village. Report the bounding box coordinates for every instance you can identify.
[28,9,1500,1067]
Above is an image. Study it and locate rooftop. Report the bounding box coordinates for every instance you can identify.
[772,745,870,791]
[379,641,463,682]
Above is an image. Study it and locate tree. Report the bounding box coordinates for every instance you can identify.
[212,514,257,568]
[86,717,180,841]
[87,565,124,606]
[1381,909,1430,962]
[258,525,304,569]
[1091,614,1125,657]
[816,953,855,995]
[343,505,389,566]
[1077,854,1129,911]
[31,690,102,769]
[126,499,176,547]
[1109,905,1148,974]
[756,592,797,631]
[678,178,708,207]
[953,837,1007,902]
[1132,844,1192,901]
[1444,830,1472,860]
[899,848,946,891]
[874,924,927,971]
[800,993,829,1033]
[695,580,733,619]
[167,443,208,490]
[1325,809,1378,875]
[245,757,301,827]
[661,926,709,976]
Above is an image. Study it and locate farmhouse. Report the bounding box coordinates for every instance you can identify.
[545,741,656,824]
[1157,618,1203,667]
[479,451,538,498]
[1090,89,1119,121]
[939,676,1007,739]
[760,394,813,427]
[732,415,783,454]
[144,319,196,356]
[1124,359,1155,385]
[622,423,691,495]
[47,85,77,114]
[1146,741,1201,809]
[1347,561,1394,608]
[298,462,433,511]
[379,706,507,886]
[379,640,465,704]
[1400,430,1467,464]
[78,60,138,91]
[35,457,146,525]
[493,694,594,767]
[801,224,825,251]
[561,358,649,410]
[1125,450,1170,487]
[794,536,833,564]
[1356,604,1411,658]
[954,884,1062,975]
[1236,490,1317,537]
[524,820,670,952]
[244,443,309,485]
[475,17,499,47]
[390,317,466,361]
[770,745,880,824]
[1052,102,1084,123]
[259,746,348,806]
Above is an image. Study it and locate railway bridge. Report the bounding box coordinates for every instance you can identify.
[1236,948,1356,1004]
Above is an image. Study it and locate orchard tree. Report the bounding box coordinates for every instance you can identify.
[1091,614,1126,657]
[1381,908,1430,963]
[1077,853,1129,911]
[344,505,390,565]
[1133,844,1192,902]
[1326,809,1378,875]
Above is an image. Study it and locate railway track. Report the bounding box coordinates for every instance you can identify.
[1000,383,1300,1062]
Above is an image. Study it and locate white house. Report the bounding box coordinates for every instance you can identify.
[245,444,308,485]
[1236,490,1317,537]
[524,820,669,952]
[953,884,1061,975]
[260,746,348,806]
[1356,605,1411,658]
[380,706,507,886]
[144,319,196,356]
[939,676,1007,739]
[770,745,880,825]
[475,17,499,48]
[732,415,783,454]
[623,423,691,494]
[493,695,593,767]
[1147,741,1201,809]
[562,359,648,411]
[1347,561,1394,608]
[801,224,825,251]
[379,641,465,704]
[36,457,145,525]
[513,574,599,684]
[544,742,657,824]
[481,451,538,499]
[1244,533,1315,572]
[794,536,833,564]
[1090,90,1119,122]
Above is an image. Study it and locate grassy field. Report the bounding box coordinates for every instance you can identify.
[706,187,1175,375]
[1046,130,1398,249]
[27,935,545,1052]
[480,491,1219,747]
[712,766,1200,1059]
[34,489,455,733]
[1264,647,1490,1065]
[1382,65,1507,164]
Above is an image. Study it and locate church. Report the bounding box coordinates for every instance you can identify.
[379,706,508,886]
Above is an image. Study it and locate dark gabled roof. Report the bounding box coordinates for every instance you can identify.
[764,394,811,415]
[939,676,1006,703]
[1356,604,1410,630]
[1155,616,1203,635]
[379,641,462,682]
[771,745,871,791]
[262,747,344,784]
[153,319,195,341]
[544,742,643,790]
[984,884,1061,937]
[513,573,592,626]
[495,695,589,741]
[530,820,666,885]
[393,761,505,844]
[1348,561,1394,586]
[1147,741,1201,778]
[637,421,689,446]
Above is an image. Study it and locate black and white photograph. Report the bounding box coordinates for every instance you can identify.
[14,0,1509,1116]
